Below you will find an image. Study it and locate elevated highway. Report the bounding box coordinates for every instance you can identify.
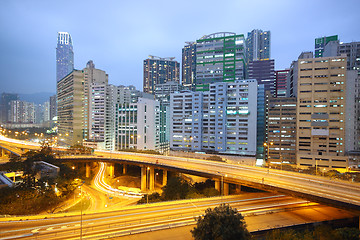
[1,135,360,210]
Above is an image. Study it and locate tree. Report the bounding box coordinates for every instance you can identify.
[191,204,251,240]
[161,176,191,200]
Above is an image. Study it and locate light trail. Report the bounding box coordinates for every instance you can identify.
[93,162,143,199]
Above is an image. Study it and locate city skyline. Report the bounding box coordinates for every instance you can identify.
[1,0,360,94]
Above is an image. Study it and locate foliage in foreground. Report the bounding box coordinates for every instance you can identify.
[0,145,84,215]
[266,225,360,240]
[191,204,251,240]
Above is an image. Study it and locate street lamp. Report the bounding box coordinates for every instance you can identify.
[263,141,274,165]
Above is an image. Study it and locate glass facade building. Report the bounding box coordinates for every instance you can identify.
[195,32,246,91]
[56,32,74,82]
[246,29,271,63]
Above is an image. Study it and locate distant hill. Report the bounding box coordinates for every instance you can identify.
[19,92,55,104]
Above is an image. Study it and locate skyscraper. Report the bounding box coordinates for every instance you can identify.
[296,55,348,169]
[246,29,271,62]
[314,35,338,58]
[195,32,246,91]
[143,56,180,94]
[56,32,74,82]
[182,42,197,90]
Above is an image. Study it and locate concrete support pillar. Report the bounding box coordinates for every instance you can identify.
[123,164,127,175]
[162,170,168,186]
[149,167,155,191]
[235,184,242,193]
[223,183,229,196]
[108,163,114,178]
[141,167,147,191]
[86,163,91,178]
[215,180,221,192]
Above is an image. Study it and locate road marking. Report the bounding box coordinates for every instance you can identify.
[46,227,54,231]
[31,228,40,233]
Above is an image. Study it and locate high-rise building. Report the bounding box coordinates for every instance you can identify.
[296,55,348,170]
[49,95,57,121]
[338,42,360,72]
[314,35,338,58]
[82,61,109,144]
[116,98,161,151]
[143,56,180,94]
[248,59,275,95]
[345,70,360,153]
[154,81,183,153]
[56,70,84,146]
[170,80,258,155]
[195,32,246,91]
[9,100,35,123]
[275,69,290,97]
[182,42,197,90]
[0,93,19,123]
[286,52,314,98]
[257,84,266,159]
[246,29,271,62]
[56,32,74,82]
[266,95,297,165]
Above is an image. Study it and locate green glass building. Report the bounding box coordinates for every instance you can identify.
[195,32,246,91]
[315,35,338,58]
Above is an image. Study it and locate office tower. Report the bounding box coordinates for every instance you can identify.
[9,100,35,123]
[170,80,257,155]
[286,52,314,97]
[195,32,246,91]
[182,42,197,90]
[314,35,338,58]
[0,93,19,123]
[143,56,180,94]
[105,85,154,151]
[265,95,297,164]
[57,70,84,146]
[82,61,109,147]
[248,59,275,95]
[154,81,183,153]
[49,95,57,121]
[296,55,348,169]
[275,69,290,97]
[116,98,160,151]
[56,32,74,82]
[246,29,271,62]
[257,84,266,159]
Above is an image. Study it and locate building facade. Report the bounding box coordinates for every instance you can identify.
[275,69,290,97]
[116,98,161,151]
[296,55,348,169]
[143,56,180,94]
[170,80,257,155]
[56,32,74,82]
[57,70,84,146]
[0,93,19,123]
[266,96,297,164]
[182,42,197,91]
[246,29,271,62]
[195,32,246,91]
[9,100,35,123]
[248,59,275,95]
[314,35,338,58]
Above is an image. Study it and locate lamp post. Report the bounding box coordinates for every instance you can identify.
[263,141,274,165]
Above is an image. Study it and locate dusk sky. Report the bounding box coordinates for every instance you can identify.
[1,0,359,94]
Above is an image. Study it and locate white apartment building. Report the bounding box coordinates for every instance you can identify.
[116,98,161,152]
[170,80,258,155]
